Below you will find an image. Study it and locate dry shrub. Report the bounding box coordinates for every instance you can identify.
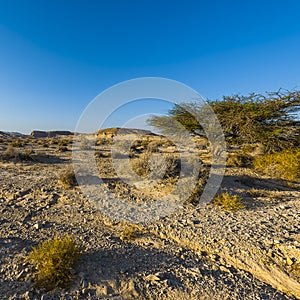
[246,188,270,198]
[131,150,179,179]
[49,138,59,145]
[120,225,139,241]
[10,139,26,147]
[179,167,209,206]
[290,262,300,280]
[58,167,77,189]
[254,147,300,181]
[96,138,110,145]
[57,145,68,152]
[0,145,33,162]
[131,150,152,177]
[38,139,50,148]
[95,151,109,158]
[80,138,93,150]
[28,235,81,290]
[227,152,253,167]
[213,192,245,211]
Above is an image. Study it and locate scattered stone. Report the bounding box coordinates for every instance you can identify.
[33,222,42,230]
[286,257,294,266]
[144,274,161,282]
[219,265,231,273]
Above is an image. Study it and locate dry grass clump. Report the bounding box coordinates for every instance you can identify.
[10,139,27,147]
[182,169,209,206]
[290,262,300,280]
[183,182,204,206]
[0,145,33,162]
[131,150,179,179]
[254,148,300,181]
[58,167,77,189]
[57,145,68,152]
[120,225,139,241]
[57,139,69,152]
[28,235,82,290]
[246,188,270,198]
[37,138,50,148]
[80,138,93,150]
[213,192,245,211]
[227,152,253,167]
[96,138,110,145]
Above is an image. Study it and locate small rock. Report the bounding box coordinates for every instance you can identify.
[121,280,139,298]
[209,253,220,261]
[33,222,42,230]
[220,265,231,273]
[16,269,25,280]
[23,291,33,300]
[286,257,294,266]
[144,274,161,282]
[81,278,88,289]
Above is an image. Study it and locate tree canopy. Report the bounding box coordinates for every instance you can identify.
[148,89,300,152]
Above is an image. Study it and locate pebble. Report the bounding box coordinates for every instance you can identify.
[33,222,42,230]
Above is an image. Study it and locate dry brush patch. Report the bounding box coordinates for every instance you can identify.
[212,192,245,211]
[0,144,34,162]
[57,167,78,189]
[254,148,300,181]
[27,235,82,290]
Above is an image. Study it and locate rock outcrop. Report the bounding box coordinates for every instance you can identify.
[30,130,73,138]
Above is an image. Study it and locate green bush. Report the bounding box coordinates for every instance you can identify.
[148,90,300,152]
[28,235,82,290]
[254,148,300,181]
[213,192,245,211]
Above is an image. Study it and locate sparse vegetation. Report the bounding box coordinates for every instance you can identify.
[57,144,68,152]
[38,139,50,148]
[96,138,110,145]
[131,150,179,179]
[254,147,300,181]
[58,167,78,189]
[10,139,27,147]
[213,192,245,211]
[120,225,138,241]
[80,138,93,150]
[226,151,253,167]
[182,169,209,206]
[0,144,33,162]
[28,235,82,290]
[1,126,300,299]
[290,262,300,280]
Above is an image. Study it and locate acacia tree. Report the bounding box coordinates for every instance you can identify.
[148,90,300,152]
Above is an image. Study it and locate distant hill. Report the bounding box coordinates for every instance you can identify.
[0,131,27,138]
[0,131,10,138]
[30,130,74,138]
[1,128,155,139]
[97,127,156,136]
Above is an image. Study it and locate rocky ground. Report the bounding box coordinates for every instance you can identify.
[0,133,299,299]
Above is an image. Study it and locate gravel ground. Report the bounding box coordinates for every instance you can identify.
[0,135,299,299]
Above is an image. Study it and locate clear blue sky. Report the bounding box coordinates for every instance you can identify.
[0,0,299,133]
